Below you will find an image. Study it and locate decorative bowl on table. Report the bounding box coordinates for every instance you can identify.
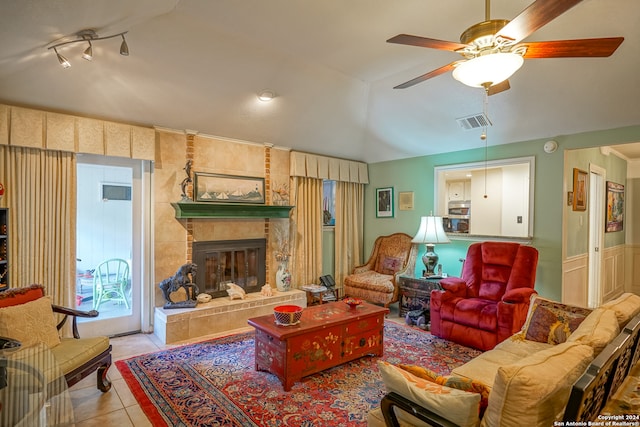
[273,305,304,326]
[344,297,363,309]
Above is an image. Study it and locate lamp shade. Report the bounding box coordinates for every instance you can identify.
[411,216,450,244]
[452,52,524,88]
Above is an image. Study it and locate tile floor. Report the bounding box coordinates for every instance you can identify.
[69,304,407,426]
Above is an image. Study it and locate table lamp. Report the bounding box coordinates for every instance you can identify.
[411,215,450,276]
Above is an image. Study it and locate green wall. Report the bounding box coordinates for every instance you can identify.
[364,125,640,301]
[564,147,627,257]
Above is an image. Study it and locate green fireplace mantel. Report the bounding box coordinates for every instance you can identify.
[171,202,293,219]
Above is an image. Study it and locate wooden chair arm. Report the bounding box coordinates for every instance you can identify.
[52,304,99,339]
[381,392,461,427]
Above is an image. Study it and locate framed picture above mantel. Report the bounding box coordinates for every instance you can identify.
[194,173,265,204]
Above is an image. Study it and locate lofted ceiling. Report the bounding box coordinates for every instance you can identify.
[0,0,639,163]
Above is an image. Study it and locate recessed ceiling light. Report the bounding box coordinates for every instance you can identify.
[258,90,275,102]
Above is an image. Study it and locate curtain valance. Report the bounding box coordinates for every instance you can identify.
[0,104,155,161]
[290,151,368,184]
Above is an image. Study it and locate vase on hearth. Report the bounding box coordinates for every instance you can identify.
[276,261,291,292]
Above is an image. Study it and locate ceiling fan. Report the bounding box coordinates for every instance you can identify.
[388,0,624,94]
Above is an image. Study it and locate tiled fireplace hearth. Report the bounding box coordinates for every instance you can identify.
[154,231,303,344]
[154,289,306,344]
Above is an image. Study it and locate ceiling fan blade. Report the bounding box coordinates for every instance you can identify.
[488,80,510,96]
[496,0,584,44]
[521,37,624,58]
[394,62,460,89]
[387,34,468,51]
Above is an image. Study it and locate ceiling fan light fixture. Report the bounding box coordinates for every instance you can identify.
[452,52,524,88]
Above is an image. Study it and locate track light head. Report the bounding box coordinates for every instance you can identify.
[54,47,71,69]
[82,41,93,61]
[120,34,129,56]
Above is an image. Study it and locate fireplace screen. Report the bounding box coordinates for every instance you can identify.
[193,239,266,298]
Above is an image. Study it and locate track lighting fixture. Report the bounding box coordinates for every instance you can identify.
[120,34,129,56]
[47,29,129,68]
[54,47,71,69]
[82,41,93,61]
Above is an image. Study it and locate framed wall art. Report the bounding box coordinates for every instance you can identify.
[572,168,588,211]
[605,181,624,232]
[194,173,265,204]
[376,187,394,218]
[398,191,414,211]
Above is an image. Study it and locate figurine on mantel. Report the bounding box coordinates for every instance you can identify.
[261,284,273,297]
[226,283,246,300]
[158,263,199,309]
[180,160,193,202]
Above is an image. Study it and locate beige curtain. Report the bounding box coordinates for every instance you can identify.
[0,145,76,307]
[334,181,364,287]
[290,176,323,287]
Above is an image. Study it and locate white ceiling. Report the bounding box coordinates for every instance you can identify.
[0,0,639,163]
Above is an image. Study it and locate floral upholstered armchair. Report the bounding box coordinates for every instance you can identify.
[344,233,416,307]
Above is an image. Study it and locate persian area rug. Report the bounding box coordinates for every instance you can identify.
[116,322,481,426]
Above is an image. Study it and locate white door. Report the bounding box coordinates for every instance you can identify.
[75,155,152,337]
[588,165,605,308]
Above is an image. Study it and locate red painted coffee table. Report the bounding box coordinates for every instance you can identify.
[247,301,388,391]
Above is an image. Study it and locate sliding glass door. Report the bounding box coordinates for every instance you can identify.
[75,154,151,337]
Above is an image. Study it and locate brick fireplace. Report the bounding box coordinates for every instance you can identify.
[153,131,300,344]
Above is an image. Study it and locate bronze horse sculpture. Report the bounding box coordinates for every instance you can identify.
[159,263,199,308]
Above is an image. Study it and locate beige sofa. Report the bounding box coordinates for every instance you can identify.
[368,293,640,427]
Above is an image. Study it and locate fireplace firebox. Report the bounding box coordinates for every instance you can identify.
[192,239,266,298]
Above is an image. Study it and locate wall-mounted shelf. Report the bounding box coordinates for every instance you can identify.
[171,202,293,219]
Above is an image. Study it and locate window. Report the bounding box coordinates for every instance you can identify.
[323,180,336,226]
[102,183,131,201]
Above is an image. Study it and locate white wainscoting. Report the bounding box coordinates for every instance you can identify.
[626,244,640,295]
[562,254,588,307]
[602,244,625,303]
[562,244,627,307]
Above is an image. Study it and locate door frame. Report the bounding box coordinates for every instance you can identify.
[588,164,606,308]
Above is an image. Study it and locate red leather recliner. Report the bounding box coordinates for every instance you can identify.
[430,241,539,351]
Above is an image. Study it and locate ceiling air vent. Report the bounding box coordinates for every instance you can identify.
[456,113,492,131]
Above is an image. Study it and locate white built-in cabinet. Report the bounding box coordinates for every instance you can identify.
[446,180,471,201]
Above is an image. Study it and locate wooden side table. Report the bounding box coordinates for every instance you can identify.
[397,275,443,319]
[301,284,327,306]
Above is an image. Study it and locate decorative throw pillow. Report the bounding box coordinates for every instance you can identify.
[0,296,61,348]
[378,254,404,275]
[378,361,481,427]
[523,297,592,345]
[398,364,490,417]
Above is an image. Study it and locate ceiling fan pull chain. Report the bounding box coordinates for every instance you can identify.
[482,89,489,199]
